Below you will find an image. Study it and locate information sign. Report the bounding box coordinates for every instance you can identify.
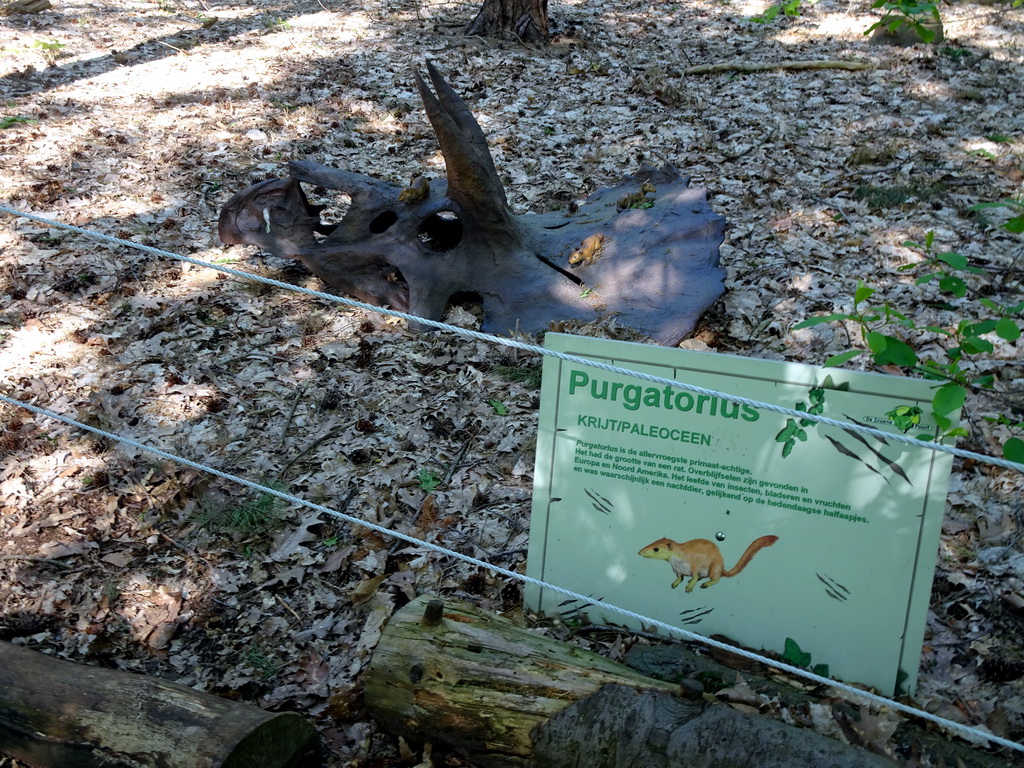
[526,333,958,694]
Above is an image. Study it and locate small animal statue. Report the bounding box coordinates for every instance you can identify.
[398,174,430,204]
[638,535,778,592]
[616,181,656,212]
[568,233,606,267]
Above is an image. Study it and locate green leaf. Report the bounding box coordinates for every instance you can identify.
[1004,438,1024,464]
[0,115,37,130]
[854,283,876,304]
[937,277,967,296]
[933,383,965,419]
[1005,215,1024,234]
[937,251,967,270]
[824,349,862,367]
[488,399,508,415]
[812,663,830,677]
[417,470,442,492]
[960,336,993,355]
[937,275,967,297]
[995,317,1021,342]
[781,440,795,458]
[867,332,917,367]
[961,318,988,334]
[782,638,813,667]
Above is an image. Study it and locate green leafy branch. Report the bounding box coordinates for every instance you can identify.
[794,230,1024,462]
[865,0,942,43]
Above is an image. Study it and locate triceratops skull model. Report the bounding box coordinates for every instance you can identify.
[219,62,725,344]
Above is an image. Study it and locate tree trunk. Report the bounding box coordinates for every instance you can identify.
[467,0,548,42]
[0,641,320,768]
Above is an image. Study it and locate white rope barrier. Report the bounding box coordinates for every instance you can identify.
[1,392,1021,755]
[2,204,1023,755]
[0,203,1021,475]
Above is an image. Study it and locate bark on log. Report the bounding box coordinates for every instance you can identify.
[363,595,899,768]
[0,0,51,14]
[364,595,677,767]
[0,641,320,768]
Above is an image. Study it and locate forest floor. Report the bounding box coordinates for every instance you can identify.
[1,0,1023,765]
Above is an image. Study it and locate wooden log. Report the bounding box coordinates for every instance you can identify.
[0,641,320,768]
[364,595,678,766]
[365,596,1006,768]
[0,0,51,15]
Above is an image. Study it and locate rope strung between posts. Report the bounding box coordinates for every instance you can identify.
[1,203,1022,752]
[1,391,1021,755]
[0,203,1022,474]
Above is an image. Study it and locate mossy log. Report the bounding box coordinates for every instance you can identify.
[0,0,51,15]
[363,595,900,768]
[0,641,320,768]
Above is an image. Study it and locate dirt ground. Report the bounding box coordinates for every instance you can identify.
[1,0,1023,765]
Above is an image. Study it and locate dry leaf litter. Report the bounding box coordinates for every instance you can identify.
[1,0,1023,764]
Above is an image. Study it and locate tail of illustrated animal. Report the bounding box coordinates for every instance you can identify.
[722,535,778,578]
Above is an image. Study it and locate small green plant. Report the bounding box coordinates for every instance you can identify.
[0,115,36,130]
[263,15,291,31]
[416,469,442,492]
[242,643,283,680]
[865,0,942,43]
[782,637,830,677]
[194,483,287,533]
[747,0,810,23]
[32,39,66,64]
[970,198,1024,235]
[493,364,542,389]
[794,231,1024,460]
[488,399,508,415]
[939,45,970,62]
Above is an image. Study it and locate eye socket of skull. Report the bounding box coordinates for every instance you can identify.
[370,210,399,234]
[418,210,462,251]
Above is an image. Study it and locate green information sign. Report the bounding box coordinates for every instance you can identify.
[526,333,958,695]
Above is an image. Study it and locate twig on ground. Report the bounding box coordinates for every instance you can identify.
[277,423,350,479]
[685,59,874,75]
[0,554,71,569]
[443,438,472,486]
[278,383,307,449]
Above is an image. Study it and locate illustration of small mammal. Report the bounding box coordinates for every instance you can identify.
[398,174,430,204]
[638,535,779,592]
[616,181,656,212]
[568,233,606,267]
